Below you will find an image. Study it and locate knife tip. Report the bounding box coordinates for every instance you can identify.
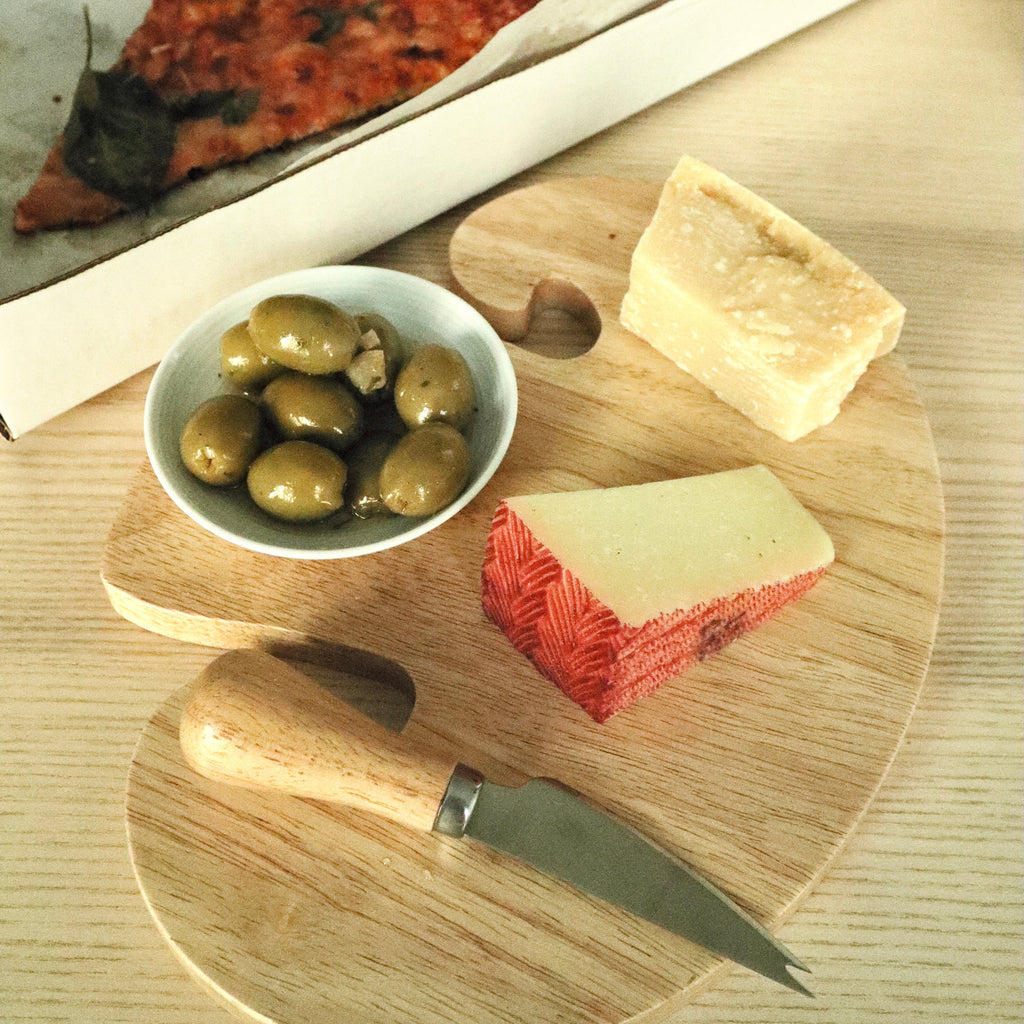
[779,961,815,999]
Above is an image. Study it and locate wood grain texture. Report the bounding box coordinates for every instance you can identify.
[2,2,1020,1023]
[110,176,943,1023]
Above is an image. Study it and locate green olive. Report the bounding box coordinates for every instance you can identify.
[218,320,287,390]
[379,422,471,517]
[246,440,347,522]
[180,393,263,486]
[248,294,361,375]
[261,372,364,452]
[344,433,399,519]
[393,343,475,430]
[346,312,405,401]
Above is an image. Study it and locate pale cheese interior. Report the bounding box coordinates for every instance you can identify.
[620,156,905,441]
[506,465,834,628]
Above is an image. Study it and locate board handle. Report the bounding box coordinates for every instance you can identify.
[179,649,461,832]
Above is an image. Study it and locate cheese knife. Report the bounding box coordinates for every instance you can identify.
[179,649,812,997]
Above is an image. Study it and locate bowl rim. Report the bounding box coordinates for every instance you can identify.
[144,265,518,559]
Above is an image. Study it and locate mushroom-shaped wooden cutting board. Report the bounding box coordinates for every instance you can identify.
[109,177,944,1024]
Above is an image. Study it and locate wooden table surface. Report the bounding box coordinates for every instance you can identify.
[1,1,1020,1021]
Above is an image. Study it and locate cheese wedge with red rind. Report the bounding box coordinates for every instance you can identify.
[481,466,834,722]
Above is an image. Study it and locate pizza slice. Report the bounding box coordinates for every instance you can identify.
[14,0,539,233]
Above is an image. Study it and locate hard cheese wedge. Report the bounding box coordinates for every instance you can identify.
[620,156,905,441]
[481,466,834,722]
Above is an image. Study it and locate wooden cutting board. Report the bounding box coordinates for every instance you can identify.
[107,177,944,1024]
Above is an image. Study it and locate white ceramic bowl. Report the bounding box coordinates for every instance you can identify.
[145,266,517,559]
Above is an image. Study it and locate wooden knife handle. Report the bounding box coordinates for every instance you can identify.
[179,649,461,832]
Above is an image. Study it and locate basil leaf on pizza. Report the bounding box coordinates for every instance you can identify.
[63,12,176,209]
[168,90,262,127]
[302,1,383,45]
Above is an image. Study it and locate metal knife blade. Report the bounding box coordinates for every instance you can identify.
[437,767,810,996]
[180,650,812,997]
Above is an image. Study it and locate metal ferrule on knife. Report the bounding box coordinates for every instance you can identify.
[434,763,484,837]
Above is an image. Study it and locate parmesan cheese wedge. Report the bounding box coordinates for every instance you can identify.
[481,466,834,722]
[620,156,905,441]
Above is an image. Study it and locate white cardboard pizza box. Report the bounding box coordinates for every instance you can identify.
[0,0,855,439]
